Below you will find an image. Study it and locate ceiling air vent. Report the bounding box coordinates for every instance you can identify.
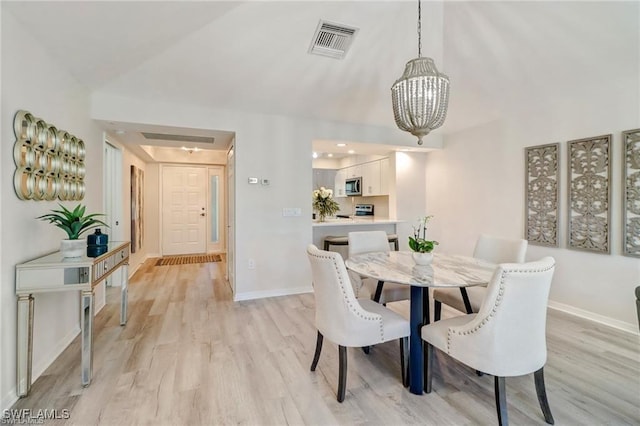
[142,132,214,145]
[308,20,358,59]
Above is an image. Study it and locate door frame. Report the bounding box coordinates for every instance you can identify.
[226,145,235,295]
[103,138,124,286]
[207,165,226,253]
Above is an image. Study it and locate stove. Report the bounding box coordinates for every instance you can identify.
[354,204,374,216]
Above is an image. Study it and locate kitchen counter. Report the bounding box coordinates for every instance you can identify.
[312,217,403,227]
[312,218,405,257]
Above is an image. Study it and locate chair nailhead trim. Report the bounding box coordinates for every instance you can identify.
[446,262,555,351]
[310,251,384,340]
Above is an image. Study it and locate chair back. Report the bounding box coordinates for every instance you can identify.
[473,234,527,264]
[449,257,555,376]
[348,231,390,257]
[306,244,382,346]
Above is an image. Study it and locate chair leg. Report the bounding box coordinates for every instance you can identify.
[534,368,555,424]
[425,342,434,393]
[460,287,473,314]
[373,280,385,303]
[400,337,409,387]
[337,345,347,402]
[434,300,442,321]
[310,331,323,371]
[494,376,508,426]
[362,346,370,354]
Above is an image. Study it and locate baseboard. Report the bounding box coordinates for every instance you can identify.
[2,326,81,410]
[234,285,313,302]
[547,301,638,335]
[441,299,638,335]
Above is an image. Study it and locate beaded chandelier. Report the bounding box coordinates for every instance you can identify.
[391,1,450,145]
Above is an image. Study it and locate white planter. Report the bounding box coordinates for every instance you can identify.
[412,252,433,266]
[60,239,86,258]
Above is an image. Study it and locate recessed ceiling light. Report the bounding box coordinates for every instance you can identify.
[312,152,318,158]
[327,153,333,157]
[348,150,355,154]
[336,143,346,147]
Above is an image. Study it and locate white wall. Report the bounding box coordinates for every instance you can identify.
[1,11,103,408]
[104,135,150,273]
[425,96,640,332]
[90,92,429,301]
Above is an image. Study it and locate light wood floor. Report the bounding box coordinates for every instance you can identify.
[13,258,640,425]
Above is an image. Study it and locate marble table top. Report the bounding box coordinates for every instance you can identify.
[345,251,496,288]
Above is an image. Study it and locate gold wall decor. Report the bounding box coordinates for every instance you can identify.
[525,143,559,246]
[13,110,85,201]
[622,128,640,257]
[567,134,611,253]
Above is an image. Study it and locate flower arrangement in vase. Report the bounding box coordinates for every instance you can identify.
[312,187,340,222]
[408,215,439,265]
[37,204,108,258]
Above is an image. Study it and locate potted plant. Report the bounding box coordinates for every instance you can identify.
[408,215,439,265]
[37,204,108,258]
[312,187,340,222]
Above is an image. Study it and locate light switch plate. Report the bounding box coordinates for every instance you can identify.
[283,208,302,217]
[248,177,258,184]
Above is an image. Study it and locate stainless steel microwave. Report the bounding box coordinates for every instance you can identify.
[345,177,362,196]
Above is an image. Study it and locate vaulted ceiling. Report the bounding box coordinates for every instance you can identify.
[3,1,638,153]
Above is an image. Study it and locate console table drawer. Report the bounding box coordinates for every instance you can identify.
[93,246,128,282]
[17,266,90,293]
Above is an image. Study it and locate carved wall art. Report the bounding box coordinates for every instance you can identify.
[525,143,559,246]
[13,110,85,201]
[567,134,611,253]
[622,128,640,257]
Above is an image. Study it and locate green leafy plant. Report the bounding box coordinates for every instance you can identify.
[408,215,439,253]
[37,204,108,240]
[312,187,340,221]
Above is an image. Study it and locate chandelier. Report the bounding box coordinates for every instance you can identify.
[391,0,450,145]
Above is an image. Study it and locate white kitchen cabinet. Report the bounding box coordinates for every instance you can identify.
[362,160,381,196]
[335,158,390,197]
[344,164,362,179]
[334,169,346,197]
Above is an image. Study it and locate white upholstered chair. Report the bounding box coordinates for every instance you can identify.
[306,244,410,402]
[422,257,556,426]
[433,234,528,320]
[347,231,410,304]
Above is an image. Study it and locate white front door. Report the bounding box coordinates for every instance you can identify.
[161,165,207,255]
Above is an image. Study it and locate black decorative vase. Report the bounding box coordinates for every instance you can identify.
[87,228,109,257]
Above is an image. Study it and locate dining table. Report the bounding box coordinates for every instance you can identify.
[345,251,496,395]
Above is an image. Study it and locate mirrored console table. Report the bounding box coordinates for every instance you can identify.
[15,241,130,397]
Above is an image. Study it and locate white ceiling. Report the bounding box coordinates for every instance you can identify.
[3,1,637,156]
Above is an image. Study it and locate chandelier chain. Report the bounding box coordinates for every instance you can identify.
[417,0,422,58]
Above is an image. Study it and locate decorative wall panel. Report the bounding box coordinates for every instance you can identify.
[12,110,85,201]
[525,143,559,246]
[622,128,640,257]
[567,134,611,253]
